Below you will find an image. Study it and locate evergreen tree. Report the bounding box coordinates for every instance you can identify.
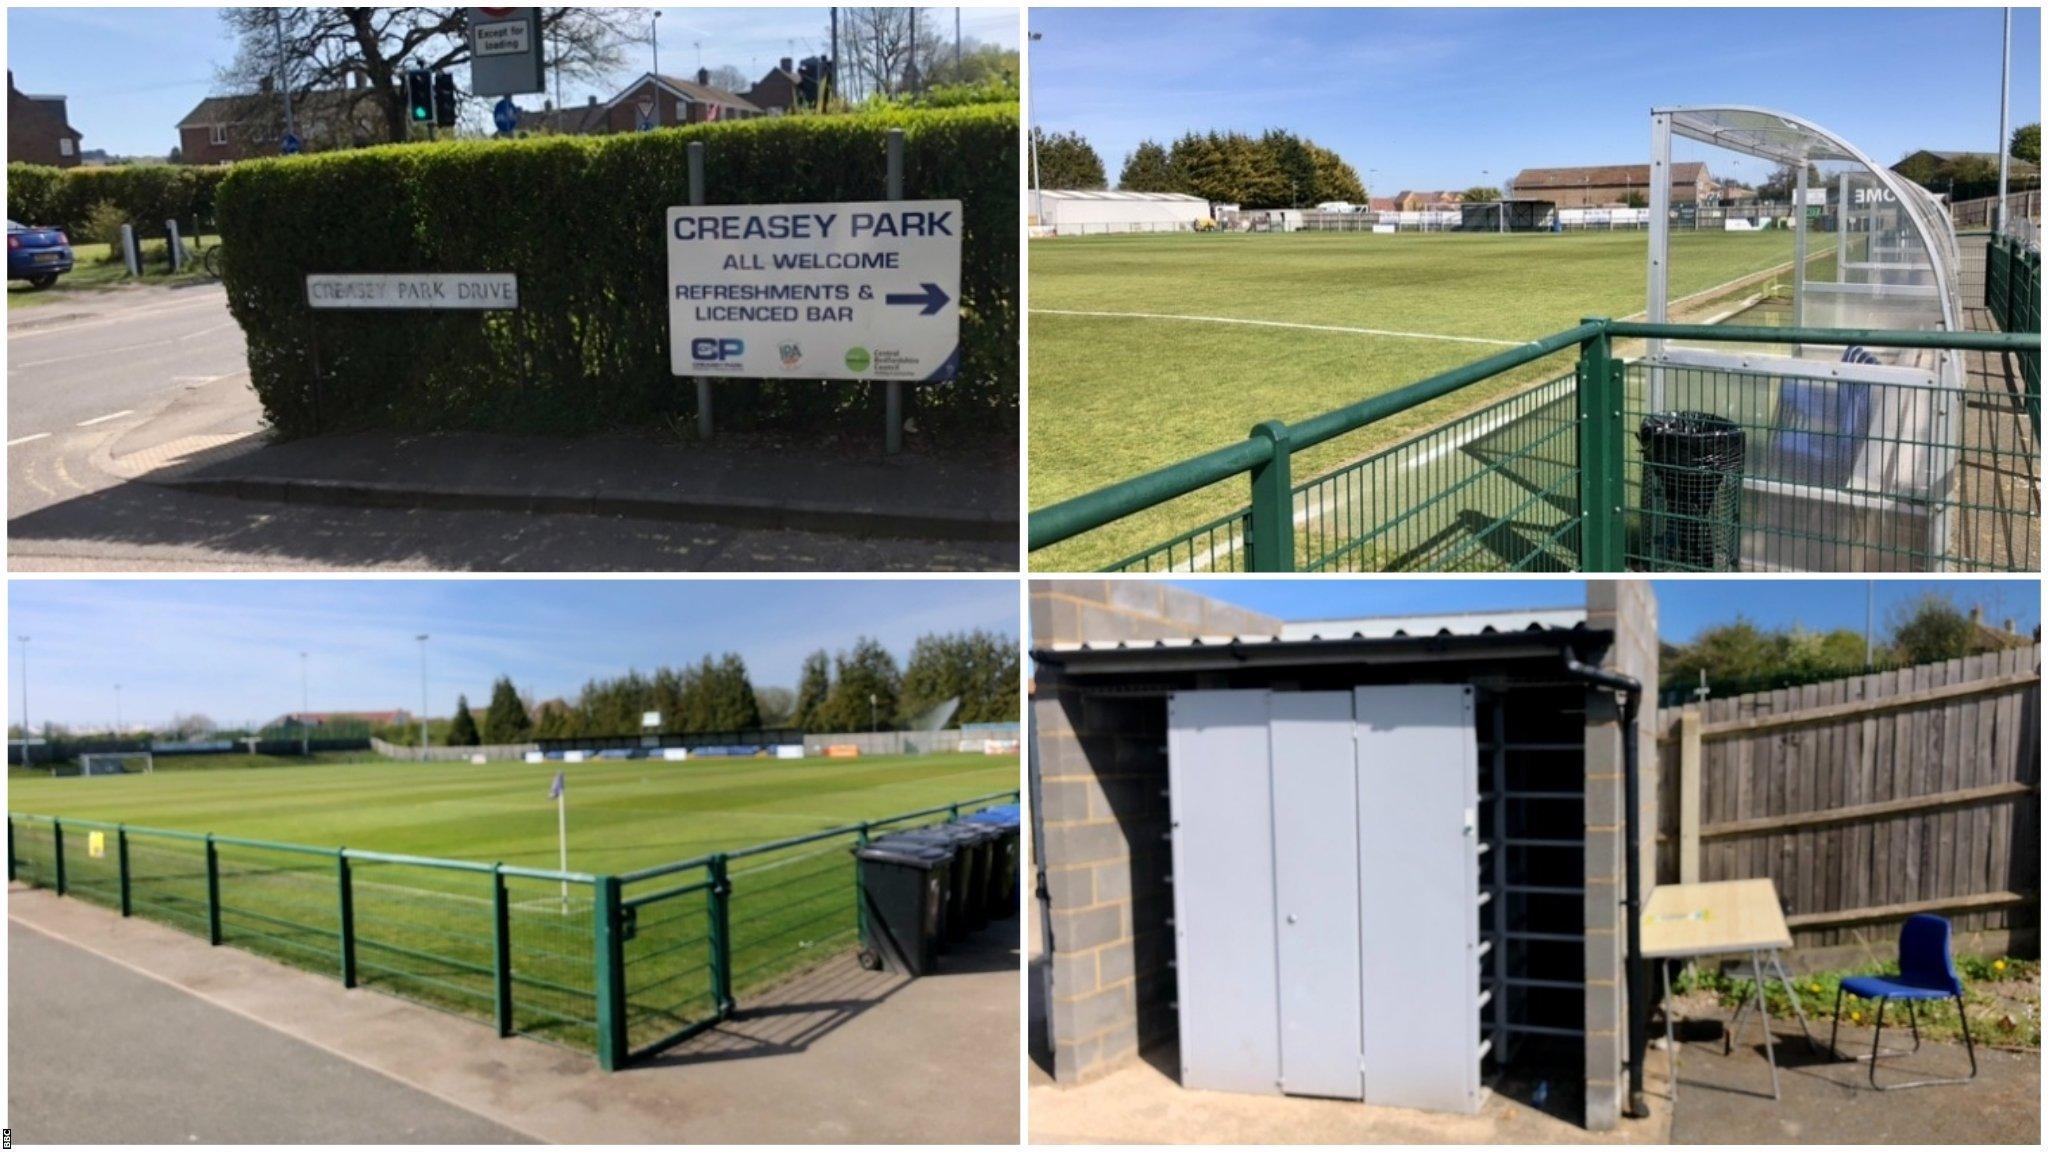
[481,676,532,744]
[1033,128,1108,189]
[1118,140,1179,193]
[2013,123,2041,165]
[446,695,481,747]
[794,650,831,730]
[1307,143,1367,203]
[901,630,1020,727]
[818,637,902,732]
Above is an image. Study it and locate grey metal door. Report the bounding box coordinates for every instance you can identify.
[1355,684,1482,1114]
[1167,690,1280,1095]
[1270,692,1364,1100]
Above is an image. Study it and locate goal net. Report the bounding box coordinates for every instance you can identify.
[66,752,153,778]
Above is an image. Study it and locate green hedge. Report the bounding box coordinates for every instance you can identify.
[215,105,1018,440]
[6,163,230,238]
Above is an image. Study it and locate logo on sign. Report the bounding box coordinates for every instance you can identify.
[692,337,745,363]
[844,347,872,373]
[778,341,803,368]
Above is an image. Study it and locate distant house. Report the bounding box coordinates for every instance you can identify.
[524,94,611,136]
[175,76,385,163]
[597,70,764,134]
[1367,195,1398,213]
[743,58,802,116]
[1510,162,1719,207]
[1390,190,1462,211]
[8,71,83,168]
[1891,149,2040,198]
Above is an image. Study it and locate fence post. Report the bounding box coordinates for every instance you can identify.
[337,850,356,987]
[1246,419,1295,571]
[1575,321,1624,572]
[53,818,66,896]
[884,127,906,456]
[592,874,627,1070]
[688,141,713,442]
[204,835,222,945]
[708,854,735,1016]
[1678,709,1702,884]
[117,826,131,916]
[493,864,513,1038]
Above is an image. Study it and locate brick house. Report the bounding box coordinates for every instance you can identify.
[597,70,763,134]
[743,58,801,115]
[7,71,83,168]
[1511,161,1720,208]
[175,77,384,163]
[1390,189,1463,210]
[524,94,610,136]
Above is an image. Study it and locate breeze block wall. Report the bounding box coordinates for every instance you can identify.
[212,104,1017,440]
[1581,581,1660,1130]
[1030,580,1281,1084]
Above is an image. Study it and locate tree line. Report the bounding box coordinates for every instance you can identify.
[434,630,1018,746]
[1033,128,1366,209]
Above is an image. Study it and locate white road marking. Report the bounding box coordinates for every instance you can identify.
[76,409,136,427]
[1030,308,1527,348]
[8,432,51,447]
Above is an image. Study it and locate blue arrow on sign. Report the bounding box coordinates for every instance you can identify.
[883,282,950,316]
[280,132,302,155]
[493,96,520,136]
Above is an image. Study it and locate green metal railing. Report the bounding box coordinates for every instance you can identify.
[1988,231,2041,420]
[7,788,1018,1071]
[1030,318,2040,573]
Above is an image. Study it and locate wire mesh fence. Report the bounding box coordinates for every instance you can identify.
[1033,320,2038,574]
[8,788,1019,1071]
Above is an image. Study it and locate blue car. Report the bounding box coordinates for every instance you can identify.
[8,219,73,289]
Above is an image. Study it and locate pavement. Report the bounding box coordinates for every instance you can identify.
[8,921,533,1144]
[9,883,1021,1144]
[7,283,1017,571]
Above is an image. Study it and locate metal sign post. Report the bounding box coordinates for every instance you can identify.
[665,129,961,455]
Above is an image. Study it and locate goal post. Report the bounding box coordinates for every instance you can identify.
[72,752,153,778]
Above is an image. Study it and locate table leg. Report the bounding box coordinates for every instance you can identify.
[1663,959,1678,1103]
[1769,950,1815,1050]
[1752,948,1779,1100]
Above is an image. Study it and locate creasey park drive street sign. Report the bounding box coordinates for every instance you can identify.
[666,201,964,382]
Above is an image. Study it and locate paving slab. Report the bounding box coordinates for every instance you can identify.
[152,429,1017,545]
[10,885,1020,1144]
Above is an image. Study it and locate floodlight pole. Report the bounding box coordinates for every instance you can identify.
[114,684,123,737]
[1646,111,1674,408]
[15,636,28,768]
[1996,6,2012,233]
[416,634,430,756]
[300,651,310,757]
[1027,32,1043,225]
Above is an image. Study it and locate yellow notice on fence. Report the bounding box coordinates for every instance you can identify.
[88,830,106,859]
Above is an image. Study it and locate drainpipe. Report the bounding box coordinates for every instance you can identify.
[1561,652,1648,1119]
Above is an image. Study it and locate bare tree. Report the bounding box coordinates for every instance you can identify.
[836,7,947,101]
[219,7,630,145]
[705,64,751,94]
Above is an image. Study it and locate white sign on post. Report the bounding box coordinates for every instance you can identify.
[306,273,519,310]
[666,200,963,382]
[466,7,544,97]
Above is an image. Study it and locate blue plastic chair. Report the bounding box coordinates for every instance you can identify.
[1827,914,1978,1090]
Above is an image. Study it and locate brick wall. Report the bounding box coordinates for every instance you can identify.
[1029,580,1279,1083]
[1580,581,1660,1130]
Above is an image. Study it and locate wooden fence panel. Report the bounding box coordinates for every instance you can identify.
[1659,646,2040,958]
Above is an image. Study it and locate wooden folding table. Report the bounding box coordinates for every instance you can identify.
[1642,878,1815,1101]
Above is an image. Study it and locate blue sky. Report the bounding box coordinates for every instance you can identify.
[7,580,1017,731]
[1167,579,2041,646]
[1029,7,2041,194]
[5,6,1020,158]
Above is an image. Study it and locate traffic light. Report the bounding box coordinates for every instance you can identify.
[405,70,433,125]
[433,71,457,129]
[797,57,821,107]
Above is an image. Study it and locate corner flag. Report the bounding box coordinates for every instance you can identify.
[549,771,565,799]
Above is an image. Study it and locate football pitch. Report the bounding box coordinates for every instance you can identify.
[9,752,1019,1057]
[1028,230,1805,569]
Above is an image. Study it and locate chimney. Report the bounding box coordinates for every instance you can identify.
[1970,606,1984,624]
[587,94,598,106]
[780,56,793,74]
[259,75,275,94]
[697,67,710,87]
[2004,618,2016,634]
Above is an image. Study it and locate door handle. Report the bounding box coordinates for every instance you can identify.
[1286,913,1298,924]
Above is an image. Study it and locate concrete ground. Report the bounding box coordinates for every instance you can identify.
[9,922,531,1144]
[8,284,1014,572]
[1663,1017,2040,1145]
[10,885,1020,1143]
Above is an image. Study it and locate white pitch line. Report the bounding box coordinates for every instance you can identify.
[8,432,51,447]
[76,409,135,427]
[1031,308,1526,348]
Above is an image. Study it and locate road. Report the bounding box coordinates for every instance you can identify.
[6,285,1009,571]
[8,921,531,1143]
